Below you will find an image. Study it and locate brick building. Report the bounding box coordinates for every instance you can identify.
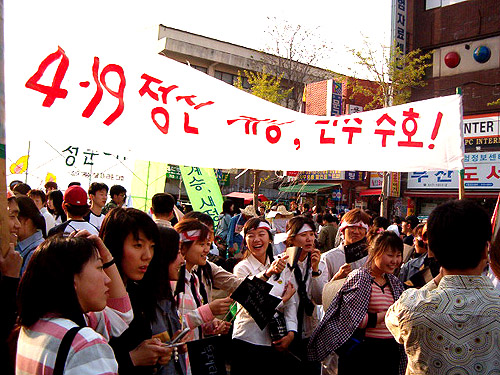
[404,0,500,216]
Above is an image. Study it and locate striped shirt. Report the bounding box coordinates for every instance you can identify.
[359,282,395,339]
[16,296,132,375]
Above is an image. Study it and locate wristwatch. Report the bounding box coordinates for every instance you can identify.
[312,269,322,277]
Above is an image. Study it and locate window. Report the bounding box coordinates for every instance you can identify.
[426,0,469,10]
[191,65,208,73]
[214,70,251,89]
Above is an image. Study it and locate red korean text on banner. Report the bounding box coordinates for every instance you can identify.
[25,46,69,107]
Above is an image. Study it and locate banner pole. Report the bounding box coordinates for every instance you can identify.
[457,87,464,200]
[0,0,10,256]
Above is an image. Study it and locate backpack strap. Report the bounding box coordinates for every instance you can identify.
[53,326,82,375]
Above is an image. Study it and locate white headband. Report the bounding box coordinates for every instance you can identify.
[339,221,369,232]
[179,230,202,242]
[297,224,314,234]
[246,221,271,234]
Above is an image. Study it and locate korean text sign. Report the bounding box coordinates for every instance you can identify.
[7,42,464,172]
[179,166,224,227]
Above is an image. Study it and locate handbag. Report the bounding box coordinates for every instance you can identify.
[334,328,365,358]
[268,311,287,342]
[53,326,82,375]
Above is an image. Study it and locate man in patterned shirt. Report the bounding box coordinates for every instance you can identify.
[386,199,500,374]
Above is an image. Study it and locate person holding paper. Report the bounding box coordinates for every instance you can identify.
[173,218,242,340]
[318,208,371,283]
[100,208,173,374]
[284,216,324,375]
[231,218,296,375]
[307,231,407,375]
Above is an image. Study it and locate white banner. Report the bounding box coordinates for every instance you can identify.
[4,5,464,173]
[6,139,134,193]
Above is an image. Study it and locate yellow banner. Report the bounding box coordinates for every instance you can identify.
[180,166,224,227]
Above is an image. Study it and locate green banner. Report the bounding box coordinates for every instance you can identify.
[180,166,224,227]
[131,160,167,212]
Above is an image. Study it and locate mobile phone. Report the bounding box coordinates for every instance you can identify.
[170,327,190,344]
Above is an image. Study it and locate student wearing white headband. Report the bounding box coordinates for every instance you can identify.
[173,218,242,346]
[232,218,297,375]
[318,208,371,285]
[282,216,324,375]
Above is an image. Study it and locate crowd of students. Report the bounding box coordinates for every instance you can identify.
[1,180,500,375]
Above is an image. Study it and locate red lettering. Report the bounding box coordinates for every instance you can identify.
[139,74,162,100]
[266,125,281,144]
[183,112,198,134]
[158,85,178,104]
[26,46,69,107]
[486,166,500,180]
[374,129,395,147]
[151,107,169,134]
[376,113,396,126]
[342,118,362,144]
[320,129,335,144]
[82,58,126,126]
[463,166,479,181]
[398,108,423,148]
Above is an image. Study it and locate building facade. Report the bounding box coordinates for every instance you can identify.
[405,0,500,216]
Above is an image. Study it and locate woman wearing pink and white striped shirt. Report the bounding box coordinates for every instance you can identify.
[15,232,133,375]
[308,231,407,375]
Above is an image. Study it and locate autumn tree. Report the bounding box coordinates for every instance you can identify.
[262,17,333,111]
[346,39,432,110]
[235,67,292,105]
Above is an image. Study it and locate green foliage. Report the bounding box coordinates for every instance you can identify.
[488,98,500,106]
[347,40,433,109]
[235,67,292,106]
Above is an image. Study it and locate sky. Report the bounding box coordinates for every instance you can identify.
[162,0,394,77]
[6,0,393,79]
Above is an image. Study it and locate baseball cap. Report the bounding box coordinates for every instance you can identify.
[63,186,89,206]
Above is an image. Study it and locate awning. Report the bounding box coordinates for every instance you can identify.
[279,183,340,193]
[405,190,500,199]
[359,189,382,196]
[224,192,269,204]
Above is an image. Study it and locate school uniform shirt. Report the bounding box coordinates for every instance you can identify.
[232,254,298,346]
[176,261,243,340]
[16,295,133,375]
[291,257,325,339]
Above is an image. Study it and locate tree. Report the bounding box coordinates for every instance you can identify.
[262,17,333,111]
[234,67,292,105]
[345,39,433,217]
[346,39,432,110]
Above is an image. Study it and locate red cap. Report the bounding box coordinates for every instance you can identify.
[63,186,89,206]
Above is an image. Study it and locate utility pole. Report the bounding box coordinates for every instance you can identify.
[253,169,260,212]
[379,171,390,218]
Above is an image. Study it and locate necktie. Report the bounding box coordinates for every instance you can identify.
[294,257,314,338]
[189,274,203,338]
